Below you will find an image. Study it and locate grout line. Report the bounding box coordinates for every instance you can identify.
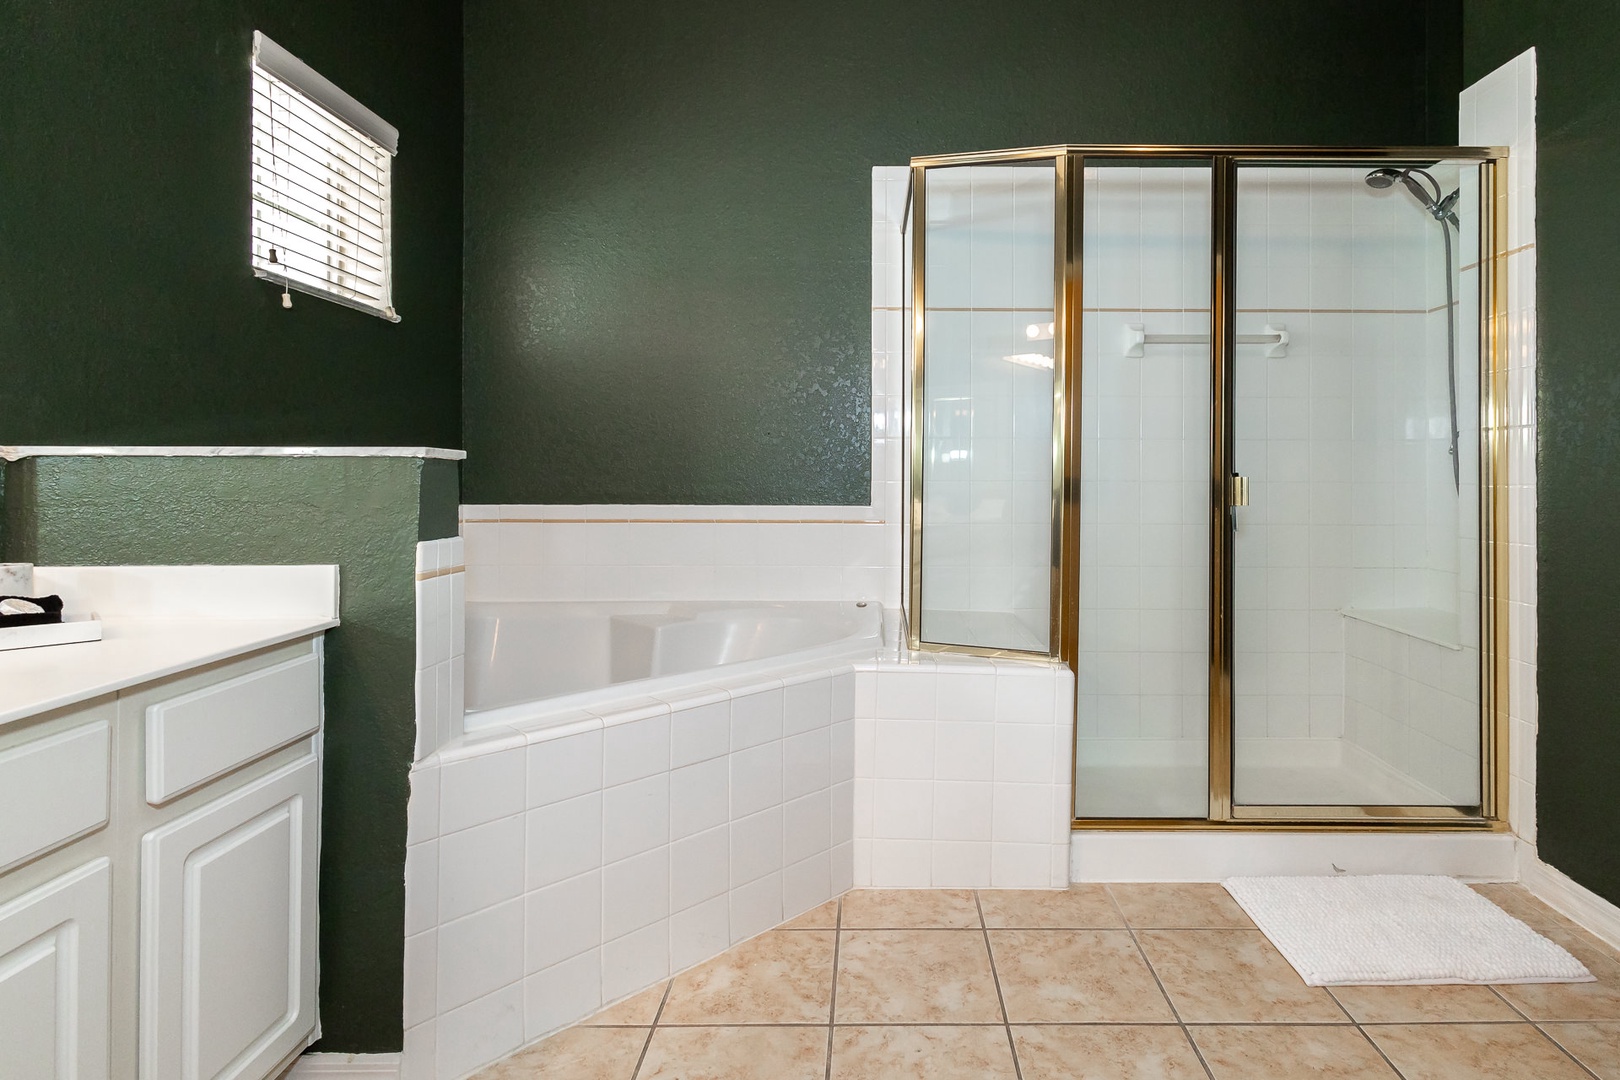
[1491,984,1606,1080]
[1104,885,1218,1080]
[1324,985,1409,1079]
[628,980,673,1080]
[975,891,1024,1080]
[1486,983,1532,1022]
[1532,1021,1605,1080]
[825,896,843,1080]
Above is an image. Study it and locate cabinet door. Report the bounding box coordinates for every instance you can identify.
[140,755,318,1080]
[0,858,112,1080]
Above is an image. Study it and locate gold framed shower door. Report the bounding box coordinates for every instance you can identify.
[903,144,1512,830]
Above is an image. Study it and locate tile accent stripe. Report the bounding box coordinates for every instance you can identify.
[414,564,465,581]
[1460,241,1536,274]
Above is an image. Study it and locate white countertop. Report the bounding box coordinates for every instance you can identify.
[0,615,338,727]
[1,565,342,728]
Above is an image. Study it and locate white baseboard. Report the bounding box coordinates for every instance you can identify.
[1518,841,1620,952]
[283,1054,401,1079]
[1072,829,1517,882]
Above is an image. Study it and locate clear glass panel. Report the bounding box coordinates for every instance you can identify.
[917,163,1057,653]
[1073,162,1213,818]
[1231,162,1484,808]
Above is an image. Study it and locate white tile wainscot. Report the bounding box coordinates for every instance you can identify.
[853,653,1074,890]
[401,639,1073,1079]
[401,663,857,1080]
[415,537,466,762]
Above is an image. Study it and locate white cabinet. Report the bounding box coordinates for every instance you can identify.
[139,755,320,1080]
[0,858,112,1080]
[0,634,326,1080]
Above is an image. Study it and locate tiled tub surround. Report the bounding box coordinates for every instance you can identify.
[416,536,468,761]
[401,642,1073,1080]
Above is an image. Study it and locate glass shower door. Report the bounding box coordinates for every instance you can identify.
[1229,161,1485,813]
[1073,161,1214,818]
[914,161,1059,654]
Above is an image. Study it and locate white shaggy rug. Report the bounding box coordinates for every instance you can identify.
[1223,875,1595,986]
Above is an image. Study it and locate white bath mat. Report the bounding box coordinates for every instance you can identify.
[1223,875,1595,986]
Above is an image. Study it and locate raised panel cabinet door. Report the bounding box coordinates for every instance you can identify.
[139,755,319,1080]
[0,858,113,1080]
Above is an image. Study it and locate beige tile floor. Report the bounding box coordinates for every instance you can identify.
[475,883,1620,1080]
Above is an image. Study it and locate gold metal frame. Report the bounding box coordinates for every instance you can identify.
[903,143,1512,831]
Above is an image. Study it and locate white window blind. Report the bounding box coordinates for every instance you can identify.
[250,31,400,321]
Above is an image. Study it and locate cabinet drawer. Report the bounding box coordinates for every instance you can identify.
[145,651,320,805]
[0,715,111,874]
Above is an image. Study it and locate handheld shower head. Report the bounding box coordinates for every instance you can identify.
[1364,166,1458,227]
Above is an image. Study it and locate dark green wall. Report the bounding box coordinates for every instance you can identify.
[1465,5,1620,905]
[2,455,454,1054]
[0,1,462,447]
[462,0,1462,505]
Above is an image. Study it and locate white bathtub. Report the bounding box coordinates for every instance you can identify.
[463,600,883,731]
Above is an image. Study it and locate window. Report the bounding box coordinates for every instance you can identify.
[250,31,400,321]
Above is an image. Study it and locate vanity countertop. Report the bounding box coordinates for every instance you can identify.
[0,614,339,727]
[0,565,340,728]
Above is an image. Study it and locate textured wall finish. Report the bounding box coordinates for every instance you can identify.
[1465,3,1620,906]
[462,0,1462,506]
[1,455,457,1053]
[0,1,462,448]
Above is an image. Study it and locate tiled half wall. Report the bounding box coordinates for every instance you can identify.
[400,650,1071,1080]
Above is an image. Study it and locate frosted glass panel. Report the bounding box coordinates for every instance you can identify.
[1231,163,1483,808]
[1073,164,1213,818]
[917,164,1056,653]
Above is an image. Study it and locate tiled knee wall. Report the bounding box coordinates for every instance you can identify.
[401,665,858,1080]
[399,647,1074,1078]
[853,656,1074,890]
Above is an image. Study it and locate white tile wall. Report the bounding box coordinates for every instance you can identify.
[852,654,1073,890]
[1343,616,1480,803]
[1461,49,1538,841]
[402,665,857,1080]
[415,536,467,762]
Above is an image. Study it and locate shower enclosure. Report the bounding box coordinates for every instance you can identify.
[902,146,1509,827]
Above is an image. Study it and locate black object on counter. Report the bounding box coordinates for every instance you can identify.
[0,594,65,628]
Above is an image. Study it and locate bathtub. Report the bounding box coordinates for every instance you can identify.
[463,599,883,731]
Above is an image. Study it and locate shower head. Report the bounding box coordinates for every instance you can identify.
[1364,166,1458,227]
